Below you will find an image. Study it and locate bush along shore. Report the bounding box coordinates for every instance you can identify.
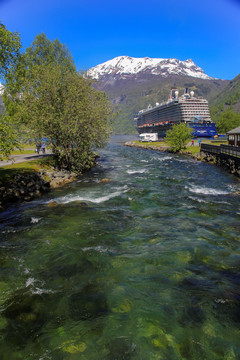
[0,163,77,211]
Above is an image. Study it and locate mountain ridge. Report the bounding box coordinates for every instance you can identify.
[88,55,216,81]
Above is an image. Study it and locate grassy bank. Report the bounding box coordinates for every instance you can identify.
[0,156,54,186]
[130,138,228,156]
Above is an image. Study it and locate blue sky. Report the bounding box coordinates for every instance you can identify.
[0,0,239,80]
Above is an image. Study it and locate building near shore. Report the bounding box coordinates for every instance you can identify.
[227,126,240,146]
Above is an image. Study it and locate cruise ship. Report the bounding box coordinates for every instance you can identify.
[136,88,217,138]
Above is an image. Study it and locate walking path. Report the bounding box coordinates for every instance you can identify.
[0,152,51,167]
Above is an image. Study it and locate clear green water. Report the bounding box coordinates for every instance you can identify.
[1,136,240,359]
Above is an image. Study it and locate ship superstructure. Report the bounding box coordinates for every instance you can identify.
[136,88,217,138]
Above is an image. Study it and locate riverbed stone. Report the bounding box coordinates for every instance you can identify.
[101,178,112,183]
[47,201,58,207]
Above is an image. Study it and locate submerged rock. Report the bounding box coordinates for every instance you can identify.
[100,178,112,183]
[47,201,58,208]
[72,201,88,207]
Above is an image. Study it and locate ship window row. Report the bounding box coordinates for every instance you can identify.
[181,111,210,114]
[180,107,210,111]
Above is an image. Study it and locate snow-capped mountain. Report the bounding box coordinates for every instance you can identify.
[88,56,214,80]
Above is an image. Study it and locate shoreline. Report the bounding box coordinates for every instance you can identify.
[124,141,171,153]
[0,163,78,212]
[124,141,240,179]
[124,141,199,159]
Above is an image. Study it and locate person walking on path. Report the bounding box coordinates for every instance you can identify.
[198,139,201,147]
[36,142,41,154]
[41,143,46,154]
[191,140,194,146]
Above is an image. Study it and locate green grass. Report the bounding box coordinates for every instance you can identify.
[183,146,201,154]
[10,149,35,155]
[209,139,228,145]
[0,156,54,186]
[133,141,167,146]
[130,139,228,156]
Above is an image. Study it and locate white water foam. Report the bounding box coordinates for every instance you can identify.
[31,288,55,295]
[126,169,148,174]
[26,277,35,287]
[2,229,17,234]
[156,156,172,162]
[187,185,230,196]
[26,277,54,295]
[82,245,109,253]
[31,217,41,224]
[188,195,208,203]
[175,158,194,163]
[50,185,128,205]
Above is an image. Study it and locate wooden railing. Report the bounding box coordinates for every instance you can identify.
[220,144,240,157]
[201,143,240,158]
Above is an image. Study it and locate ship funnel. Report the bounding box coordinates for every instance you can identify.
[170,88,177,99]
[190,91,194,97]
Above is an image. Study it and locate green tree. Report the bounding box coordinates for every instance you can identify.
[17,64,111,171]
[3,32,76,116]
[4,34,111,171]
[0,21,21,80]
[0,22,21,158]
[23,32,76,72]
[165,123,193,152]
[0,115,19,159]
[216,109,240,134]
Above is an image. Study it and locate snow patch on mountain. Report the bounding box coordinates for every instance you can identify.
[88,56,214,80]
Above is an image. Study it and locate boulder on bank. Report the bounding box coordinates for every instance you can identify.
[0,167,78,211]
[0,173,50,206]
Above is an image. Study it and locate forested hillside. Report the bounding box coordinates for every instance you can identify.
[210,73,240,119]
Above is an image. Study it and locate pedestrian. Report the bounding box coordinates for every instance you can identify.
[191,140,194,146]
[36,142,41,154]
[198,139,201,147]
[41,143,46,154]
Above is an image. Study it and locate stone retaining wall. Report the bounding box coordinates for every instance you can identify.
[197,151,240,177]
[0,168,77,211]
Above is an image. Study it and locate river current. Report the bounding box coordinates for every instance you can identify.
[1,136,240,359]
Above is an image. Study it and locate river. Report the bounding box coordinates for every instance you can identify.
[0,135,240,359]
